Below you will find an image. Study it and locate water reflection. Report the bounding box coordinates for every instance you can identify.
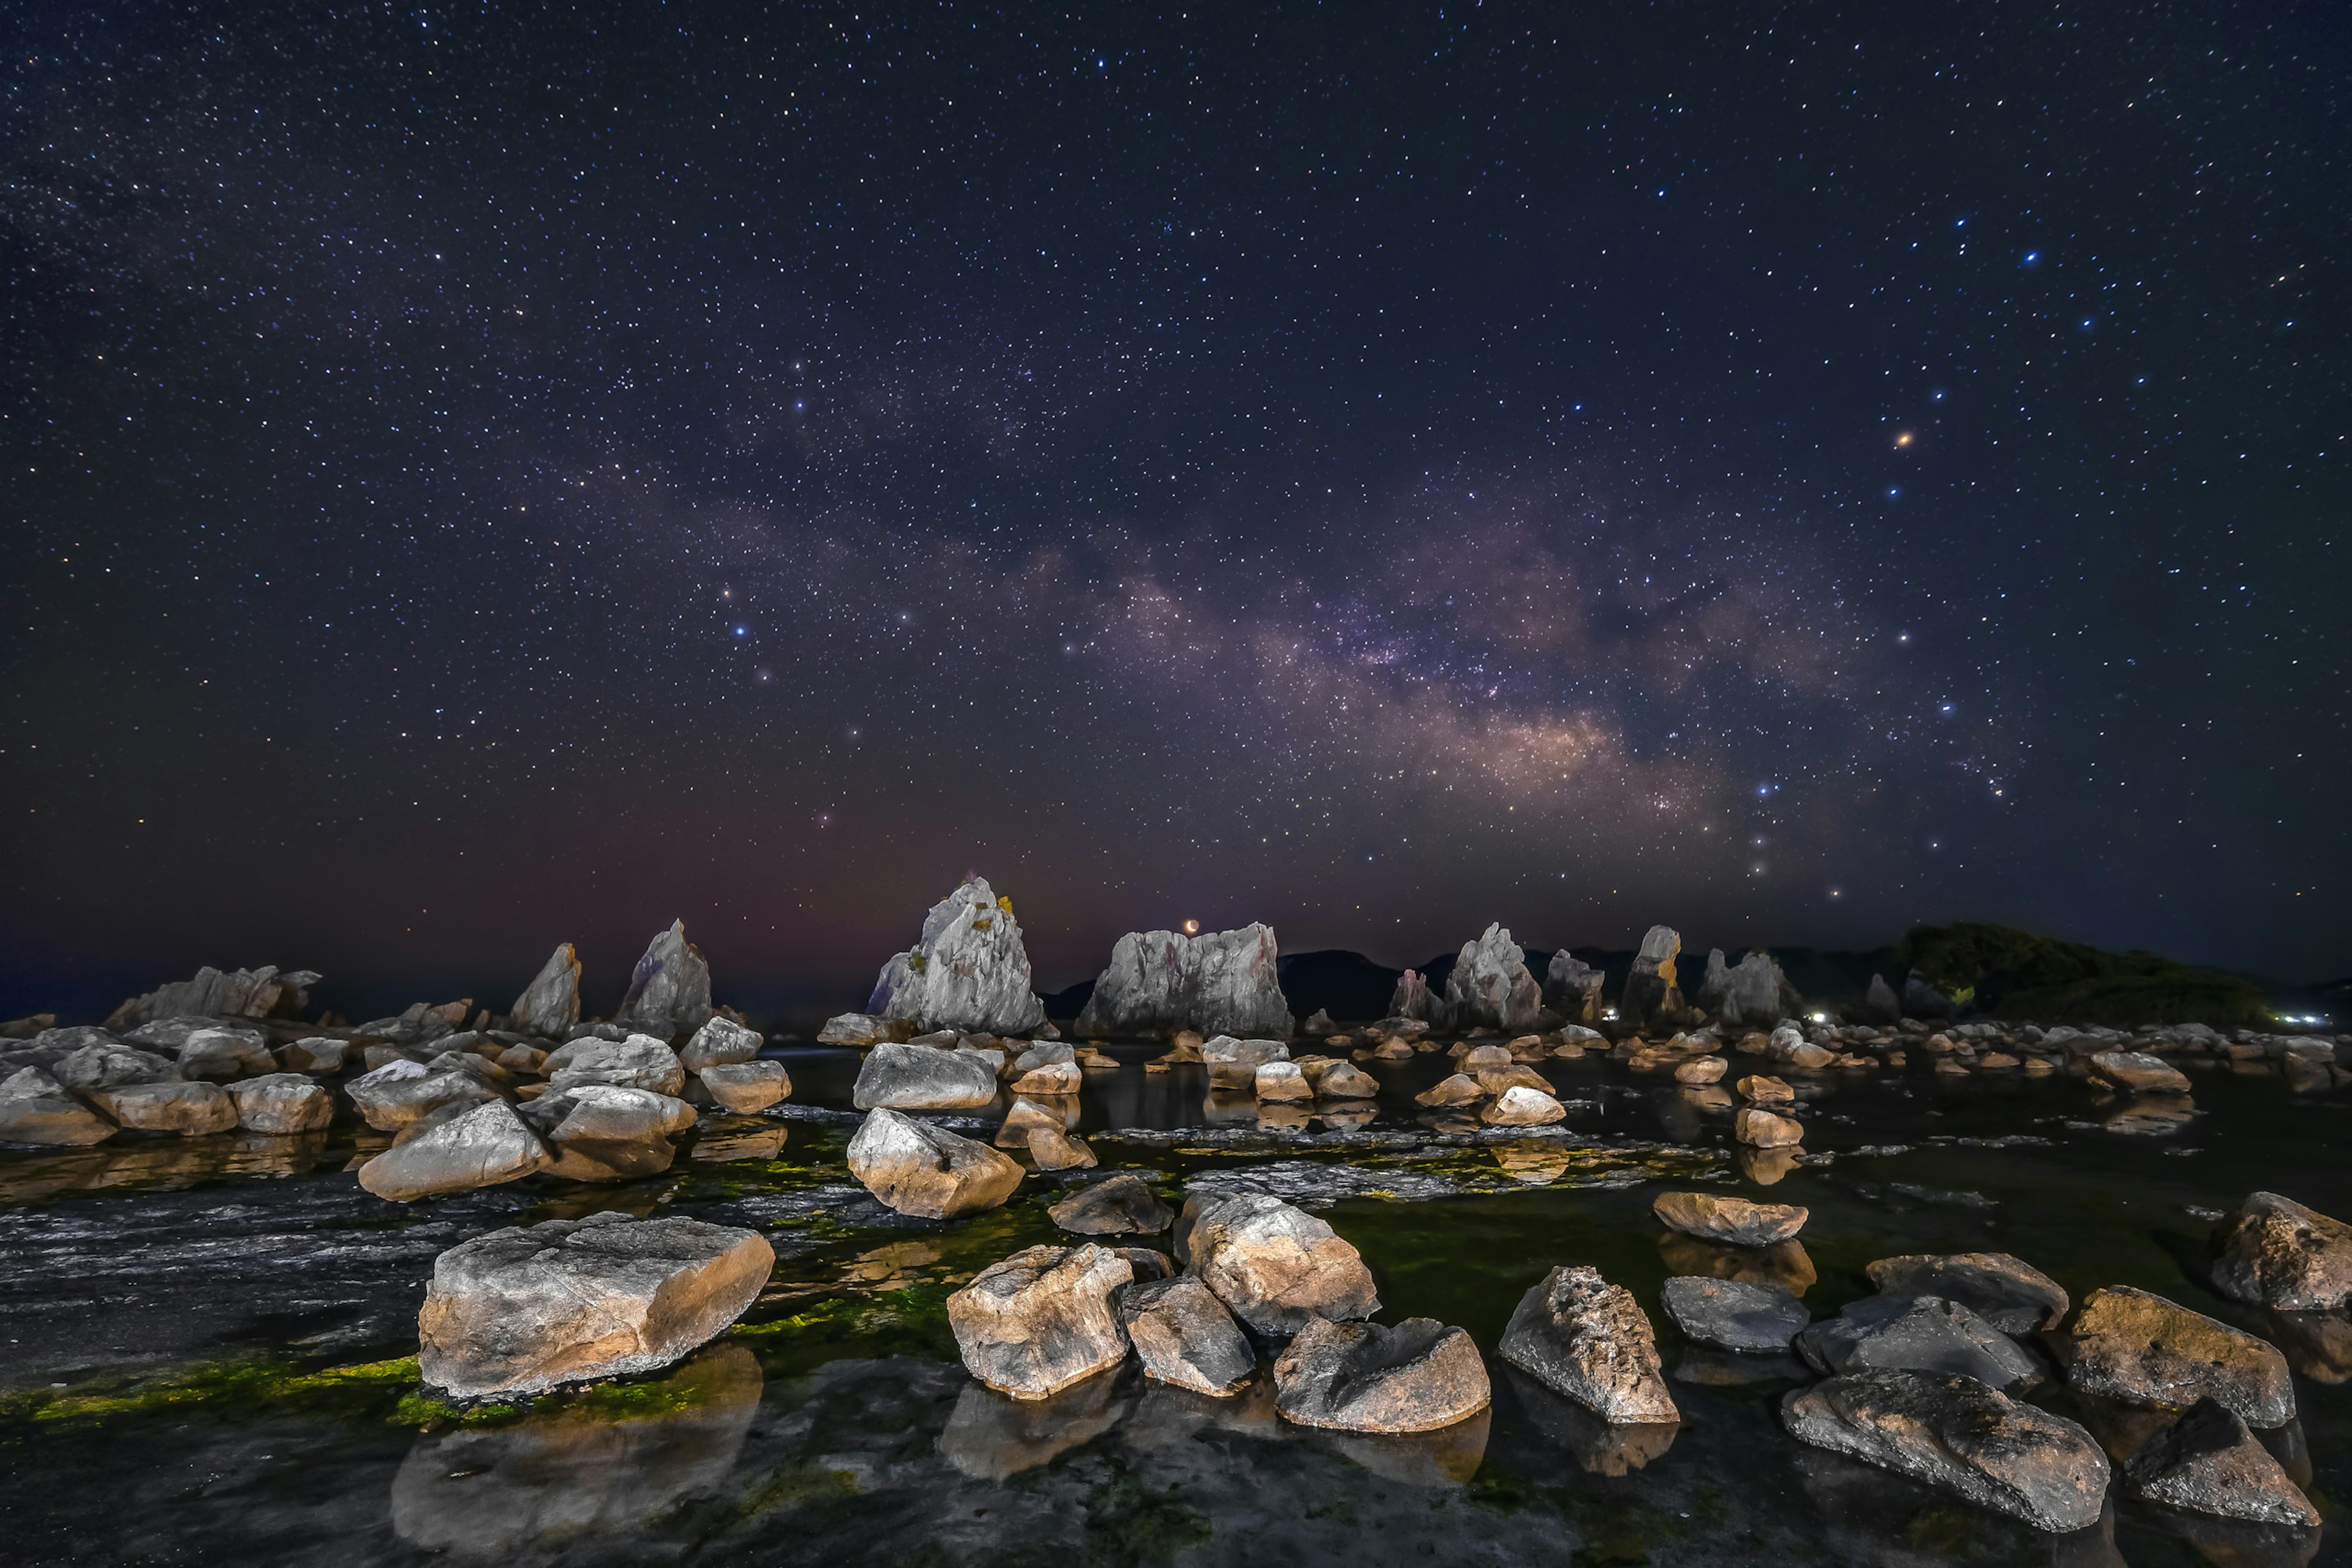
[1504,1368,1674,1476]
[1657,1232,1817,1294]
[1323,1404,1491,1487]
[1790,1443,2126,1567]
[692,1120,787,1161]
[938,1371,1130,1480]
[390,1343,762,1555]
[1739,1145,1805,1185]
[2267,1310,2352,1384]
[1492,1139,1573,1184]
[0,1130,330,1204]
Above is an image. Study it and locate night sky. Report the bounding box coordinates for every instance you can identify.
[6,2,2346,1021]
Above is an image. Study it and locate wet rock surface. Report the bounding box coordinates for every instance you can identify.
[1272,1316,1491,1433]
[2122,1396,2321,1525]
[1653,1189,1807,1246]
[1180,1188,1380,1333]
[2065,1284,2296,1427]
[1660,1275,1809,1352]
[1119,1275,1254,1395]
[1499,1264,1678,1424]
[1795,1294,2043,1392]
[845,1107,1025,1218]
[2210,1190,2352,1311]
[1863,1251,2070,1333]
[851,1042,1000,1112]
[948,1243,1133,1399]
[1047,1171,1174,1235]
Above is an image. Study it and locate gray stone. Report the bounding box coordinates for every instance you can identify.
[1049,1172,1175,1235]
[2066,1285,2295,1427]
[1653,1191,1807,1247]
[853,1041,1000,1111]
[0,1066,116,1145]
[1073,924,1292,1039]
[279,1037,353,1074]
[948,1243,1133,1399]
[1181,1189,1379,1334]
[1859,973,1902,1023]
[866,875,1046,1036]
[229,1072,334,1134]
[1694,949,1804,1028]
[1545,952,1605,1022]
[1121,1275,1255,1396]
[1499,1264,1679,1423]
[1443,924,1543,1033]
[1273,1316,1492,1433]
[1621,925,1686,1030]
[2087,1049,2192,1095]
[51,1041,176,1091]
[679,1016,762,1073]
[617,919,714,1039]
[86,1079,238,1134]
[1660,1276,1809,1353]
[1863,1252,2068,1335]
[525,1085,691,1182]
[418,1211,771,1398]
[509,943,581,1038]
[846,1106,1025,1218]
[1782,1370,2109,1533]
[1201,1034,1289,1090]
[1388,968,1448,1028]
[816,1012,894,1046]
[175,1027,278,1082]
[1795,1294,2044,1393]
[2210,1192,2352,1311]
[345,1060,503,1131]
[105,964,304,1030]
[357,1101,553,1202]
[2123,1397,2321,1526]
[545,1034,687,1097]
[697,1060,790,1112]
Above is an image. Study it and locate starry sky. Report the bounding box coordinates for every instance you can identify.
[5,1,2346,1020]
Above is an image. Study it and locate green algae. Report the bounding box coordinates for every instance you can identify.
[2,1354,420,1425]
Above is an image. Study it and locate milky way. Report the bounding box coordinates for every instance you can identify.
[4,2,2344,1015]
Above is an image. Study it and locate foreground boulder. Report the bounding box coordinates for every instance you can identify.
[546,1035,687,1097]
[1273,1317,1491,1433]
[1796,1295,2042,1392]
[230,1073,335,1134]
[509,943,582,1038]
[1499,1265,1678,1423]
[1121,1275,1255,1396]
[697,1060,791,1112]
[358,1101,553,1202]
[948,1244,1133,1399]
[2087,1050,2192,1095]
[418,1211,772,1398]
[1660,1276,1809,1352]
[853,1042,1000,1111]
[86,1079,238,1134]
[1782,1370,2109,1533]
[1073,924,1292,1039]
[2209,1191,2352,1311]
[1442,924,1543,1033]
[2065,1285,2294,1427]
[1182,1189,1379,1333]
[617,920,714,1039]
[0,1066,116,1145]
[1863,1252,2068,1334]
[1653,1192,1806,1248]
[846,1107,1024,1218]
[865,875,1046,1036]
[2122,1396,2321,1525]
[1050,1172,1175,1235]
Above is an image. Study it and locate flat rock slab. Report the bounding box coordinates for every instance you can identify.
[1273,1316,1491,1433]
[2066,1285,2295,1428]
[1796,1294,2042,1393]
[1783,1370,2109,1533]
[2209,1191,2352,1311]
[1863,1252,2068,1334]
[1653,1191,1807,1247]
[1121,1275,1254,1396]
[1660,1276,1809,1353]
[1049,1172,1175,1235]
[846,1107,1024,1218]
[948,1243,1133,1399]
[2123,1396,2320,1526]
[1499,1264,1678,1424]
[1180,1189,1379,1334]
[420,1210,769,1398]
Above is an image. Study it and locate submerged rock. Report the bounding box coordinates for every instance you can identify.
[2122,1396,2321,1526]
[2066,1285,2295,1427]
[866,875,1046,1036]
[616,920,714,1039]
[948,1243,1133,1399]
[418,1211,771,1398]
[1499,1264,1678,1423]
[1073,924,1292,1039]
[1182,1189,1380,1333]
[1863,1252,2069,1335]
[229,1072,334,1134]
[853,1041,1001,1111]
[1443,924,1544,1033]
[1653,1191,1807,1247]
[1049,1172,1174,1235]
[1122,1275,1256,1396]
[358,1101,553,1202]
[1273,1316,1491,1433]
[1660,1276,1809,1353]
[0,1066,116,1145]
[1782,1370,2109,1533]
[1795,1295,2043,1393]
[845,1107,1025,1218]
[2209,1191,2352,1311]
[509,943,582,1038]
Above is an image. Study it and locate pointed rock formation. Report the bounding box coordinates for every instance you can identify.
[1858,973,1902,1023]
[1072,924,1291,1039]
[617,921,713,1039]
[1388,968,1449,1028]
[1545,952,1605,1023]
[1442,924,1544,1032]
[1694,949,1804,1028]
[510,943,582,1038]
[1621,926,1686,1029]
[866,876,1046,1036]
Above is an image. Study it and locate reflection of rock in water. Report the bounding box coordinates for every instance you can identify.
[1255,1102,1311,1133]
[840,1239,944,1292]
[2136,1507,2321,1568]
[937,1369,1131,1480]
[1657,1232,1817,1295]
[1200,1090,1257,1127]
[1316,1101,1377,1131]
[390,1342,763,1556]
[0,1130,328,1204]
[2103,1099,2196,1137]
[1322,1403,1491,1487]
[1739,1145,1804,1185]
[691,1121,787,1161]
[1502,1366,1675,1476]
[1122,1376,1281,1450]
[1672,1347,1809,1387]
[1491,1140,1572,1184]
[1789,1441,2125,1567]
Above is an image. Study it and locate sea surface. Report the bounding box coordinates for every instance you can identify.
[1,1042,2344,1567]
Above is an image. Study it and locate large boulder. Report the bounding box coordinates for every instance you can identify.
[357,1101,554,1202]
[697,1060,791,1112]
[947,1244,1133,1399]
[509,943,582,1038]
[417,1211,772,1398]
[175,1027,279,1082]
[0,1066,116,1145]
[2087,1050,2192,1095]
[1782,1371,2109,1533]
[86,1079,238,1134]
[1620,925,1686,1030]
[1660,1276,1808,1353]
[1121,1275,1255,1396]
[2122,1396,2321,1526]
[51,1041,176,1090]
[1863,1253,2069,1334]
[230,1072,334,1134]
[679,1016,762,1073]
[1733,1108,1803,1148]
[1442,924,1543,1033]
[524,1085,692,1182]
[1180,1189,1379,1333]
[853,1041,1000,1111]
[1272,1317,1491,1433]
[1653,1192,1806,1248]
[1498,1264,1678,1423]
[545,1035,687,1097]
[1795,1295,2043,1393]
[1544,951,1605,1023]
[615,920,714,1039]
[1049,1172,1174,1235]
[865,876,1046,1036]
[345,1060,503,1131]
[1694,949,1803,1028]
[845,1107,1025,1218]
[1387,968,1448,1028]
[1200,1035,1288,1090]
[1072,924,1292,1039]
[2209,1192,2352,1311]
[2065,1286,2294,1427]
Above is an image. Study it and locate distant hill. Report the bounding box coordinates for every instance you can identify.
[1277,950,1403,1023]
[1898,923,2272,1027]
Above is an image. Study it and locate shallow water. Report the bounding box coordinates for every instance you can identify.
[1,1044,2345,1566]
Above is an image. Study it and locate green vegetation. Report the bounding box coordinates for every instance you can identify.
[1897,922,2270,1026]
[2,1355,420,1425]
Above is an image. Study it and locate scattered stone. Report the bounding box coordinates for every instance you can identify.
[1782,1370,2109,1533]
[1864,1253,2070,1334]
[1734,1108,1803,1147]
[1415,1072,1485,1107]
[1499,1264,1679,1423]
[529,1084,691,1182]
[1674,1056,1727,1085]
[1012,1060,1084,1095]
[866,876,1046,1036]
[1026,1122,1098,1170]
[229,1072,335,1134]
[509,943,582,1038]
[1202,1035,1290,1089]
[175,1027,278,1082]
[1482,1085,1566,1125]
[2209,1191,2352,1311]
[357,1101,553,1201]
[1736,1074,1795,1105]
[1050,1172,1175,1235]
[281,1037,354,1074]
[816,1012,894,1047]
[1122,1275,1256,1396]
[1442,924,1544,1033]
[1653,1191,1807,1247]
[2088,1050,2193,1095]
[1273,1316,1491,1433]
[852,1041,1000,1111]
[546,1035,687,1097]
[51,1041,175,1090]
[1300,1008,1335,1037]
[86,1079,238,1134]
[1308,1059,1381,1098]
[2122,1396,2321,1526]
[697,1060,791,1112]
[679,1016,762,1073]
[1182,1189,1380,1333]
[1073,924,1293,1039]
[616,919,715,1039]
[345,1060,502,1131]
[1796,1295,2044,1392]
[1661,1276,1809,1352]
[949,1243,1133,1399]
[2067,1286,2295,1427]
[0,1066,116,1145]
[845,1107,1025,1218]
[417,1211,772,1398]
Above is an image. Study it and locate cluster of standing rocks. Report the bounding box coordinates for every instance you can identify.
[5,872,2351,1543]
